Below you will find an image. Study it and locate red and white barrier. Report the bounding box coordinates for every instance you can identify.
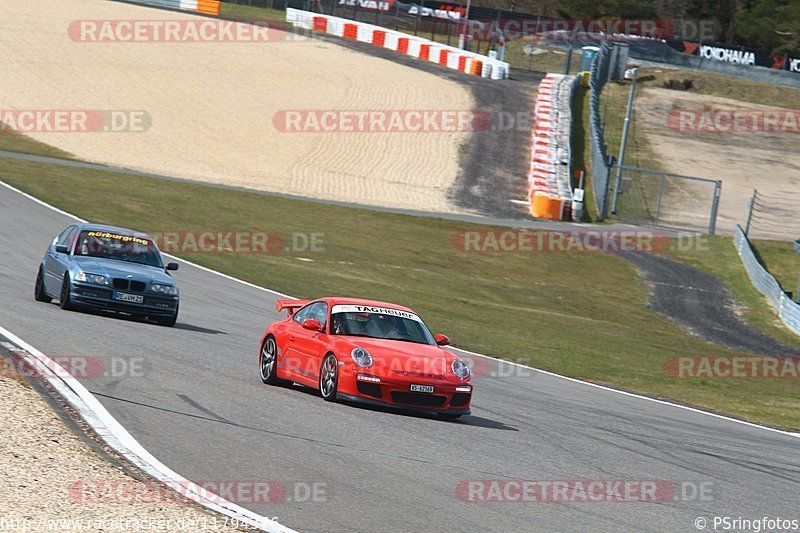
[287,8,510,80]
[527,74,579,220]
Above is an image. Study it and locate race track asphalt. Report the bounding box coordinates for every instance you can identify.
[1,183,798,533]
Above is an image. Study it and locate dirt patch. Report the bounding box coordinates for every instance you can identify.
[637,88,800,237]
[0,0,475,214]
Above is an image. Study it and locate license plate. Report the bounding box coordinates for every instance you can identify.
[114,292,143,304]
[410,384,434,393]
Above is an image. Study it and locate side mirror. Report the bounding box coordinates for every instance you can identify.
[55,245,69,254]
[302,318,323,332]
[434,334,450,346]
[166,262,179,271]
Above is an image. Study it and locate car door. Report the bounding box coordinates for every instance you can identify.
[283,301,328,385]
[292,301,329,381]
[281,303,314,383]
[44,225,76,291]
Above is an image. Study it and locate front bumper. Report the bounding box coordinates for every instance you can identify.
[338,371,472,414]
[337,392,471,415]
[70,282,178,317]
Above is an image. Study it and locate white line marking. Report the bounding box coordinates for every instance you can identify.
[0,325,295,533]
[2,178,798,443]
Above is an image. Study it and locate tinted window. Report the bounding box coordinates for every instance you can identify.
[56,225,76,247]
[293,302,328,329]
[307,302,328,329]
[74,230,163,267]
[330,312,435,345]
[292,304,313,325]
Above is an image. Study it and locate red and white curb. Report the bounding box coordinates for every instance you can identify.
[0,328,294,532]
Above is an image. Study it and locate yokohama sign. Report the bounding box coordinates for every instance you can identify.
[677,39,800,73]
[699,45,755,65]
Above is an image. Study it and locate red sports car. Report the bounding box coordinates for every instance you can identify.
[258,297,472,419]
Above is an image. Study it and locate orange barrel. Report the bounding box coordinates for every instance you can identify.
[469,59,483,75]
[530,193,564,220]
[419,44,430,60]
[397,37,409,54]
[313,16,328,33]
[372,30,386,47]
[197,0,220,15]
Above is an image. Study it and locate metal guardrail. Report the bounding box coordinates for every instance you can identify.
[564,73,581,197]
[734,225,800,336]
[587,42,613,219]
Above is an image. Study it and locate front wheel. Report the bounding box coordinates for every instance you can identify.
[259,336,284,385]
[319,353,338,402]
[154,303,178,327]
[35,266,52,303]
[59,275,74,310]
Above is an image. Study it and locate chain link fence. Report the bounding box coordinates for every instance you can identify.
[608,165,721,234]
[734,225,800,335]
[587,42,723,233]
[744,190,800,241]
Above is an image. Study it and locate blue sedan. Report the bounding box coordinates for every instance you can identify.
[35,223,180,326]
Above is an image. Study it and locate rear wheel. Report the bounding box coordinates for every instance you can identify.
[34,266,52,303]
[59,275,74,310]
[259,336,284,385]
[319,353,338,401]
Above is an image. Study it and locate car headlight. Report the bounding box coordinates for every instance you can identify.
[451,359,471,380]
[74,272,109,285]
[151,284,178,295]
[350,347,374,368]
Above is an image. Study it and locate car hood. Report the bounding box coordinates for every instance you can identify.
[342,337,451,378]
[72,256,174,285]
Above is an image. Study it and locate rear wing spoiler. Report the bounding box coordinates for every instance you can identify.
[276,299,310,316]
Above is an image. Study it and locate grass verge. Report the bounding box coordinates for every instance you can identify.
[667,236,800,349]
[0,131,74,160]
[751,240,800,299]
[2,156,799,429]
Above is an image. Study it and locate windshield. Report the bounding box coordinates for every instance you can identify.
[74,230,163,268]
[330,305,435,345]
